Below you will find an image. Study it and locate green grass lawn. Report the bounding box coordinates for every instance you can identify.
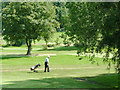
[1,44,118,88]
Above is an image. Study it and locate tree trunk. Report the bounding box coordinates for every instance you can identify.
[26,45,31,55]
[26,39,32,55]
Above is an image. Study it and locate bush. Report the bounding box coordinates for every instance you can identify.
[60,34,71,46]
[12,41,25,46]
[54,37,61,46]
[47,44,55,47]
[42,43,55,49]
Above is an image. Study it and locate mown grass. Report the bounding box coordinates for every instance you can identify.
[82,73,118,88]
[2,54,117,88]
[1,39,118,88]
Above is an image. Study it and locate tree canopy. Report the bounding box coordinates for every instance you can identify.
[2,2,59,55]
[63,2,120,75]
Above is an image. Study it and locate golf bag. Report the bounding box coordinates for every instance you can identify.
[30,64,41,72]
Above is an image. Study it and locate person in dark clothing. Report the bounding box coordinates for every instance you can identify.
[30,64,41,72]
[44,56,50,72]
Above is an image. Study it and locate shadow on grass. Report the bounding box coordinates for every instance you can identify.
[2,73,118,89]
[27,70,45,74]
[38,46,77,51]
[1,54,30,60]
[73,73,118,89]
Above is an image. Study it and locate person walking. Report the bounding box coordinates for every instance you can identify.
[44,56,50,72]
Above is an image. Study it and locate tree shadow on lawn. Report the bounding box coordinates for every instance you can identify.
[38,46,77,51]
[73,73,118,89]
[1,54,30,60]
[2,73,118,89]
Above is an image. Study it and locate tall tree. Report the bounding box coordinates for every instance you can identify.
[64,2,120,87]
[2,2,59,55]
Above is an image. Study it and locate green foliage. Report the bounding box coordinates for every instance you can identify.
[2,2,10,9]
[65,2,101,50]
[54,37,61,46]
[64,2,120,73]
[12,40,25,46]
[62,4,120,88]
[2,2,59,55]
[60,33,72,46]
[53,2,67,31]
